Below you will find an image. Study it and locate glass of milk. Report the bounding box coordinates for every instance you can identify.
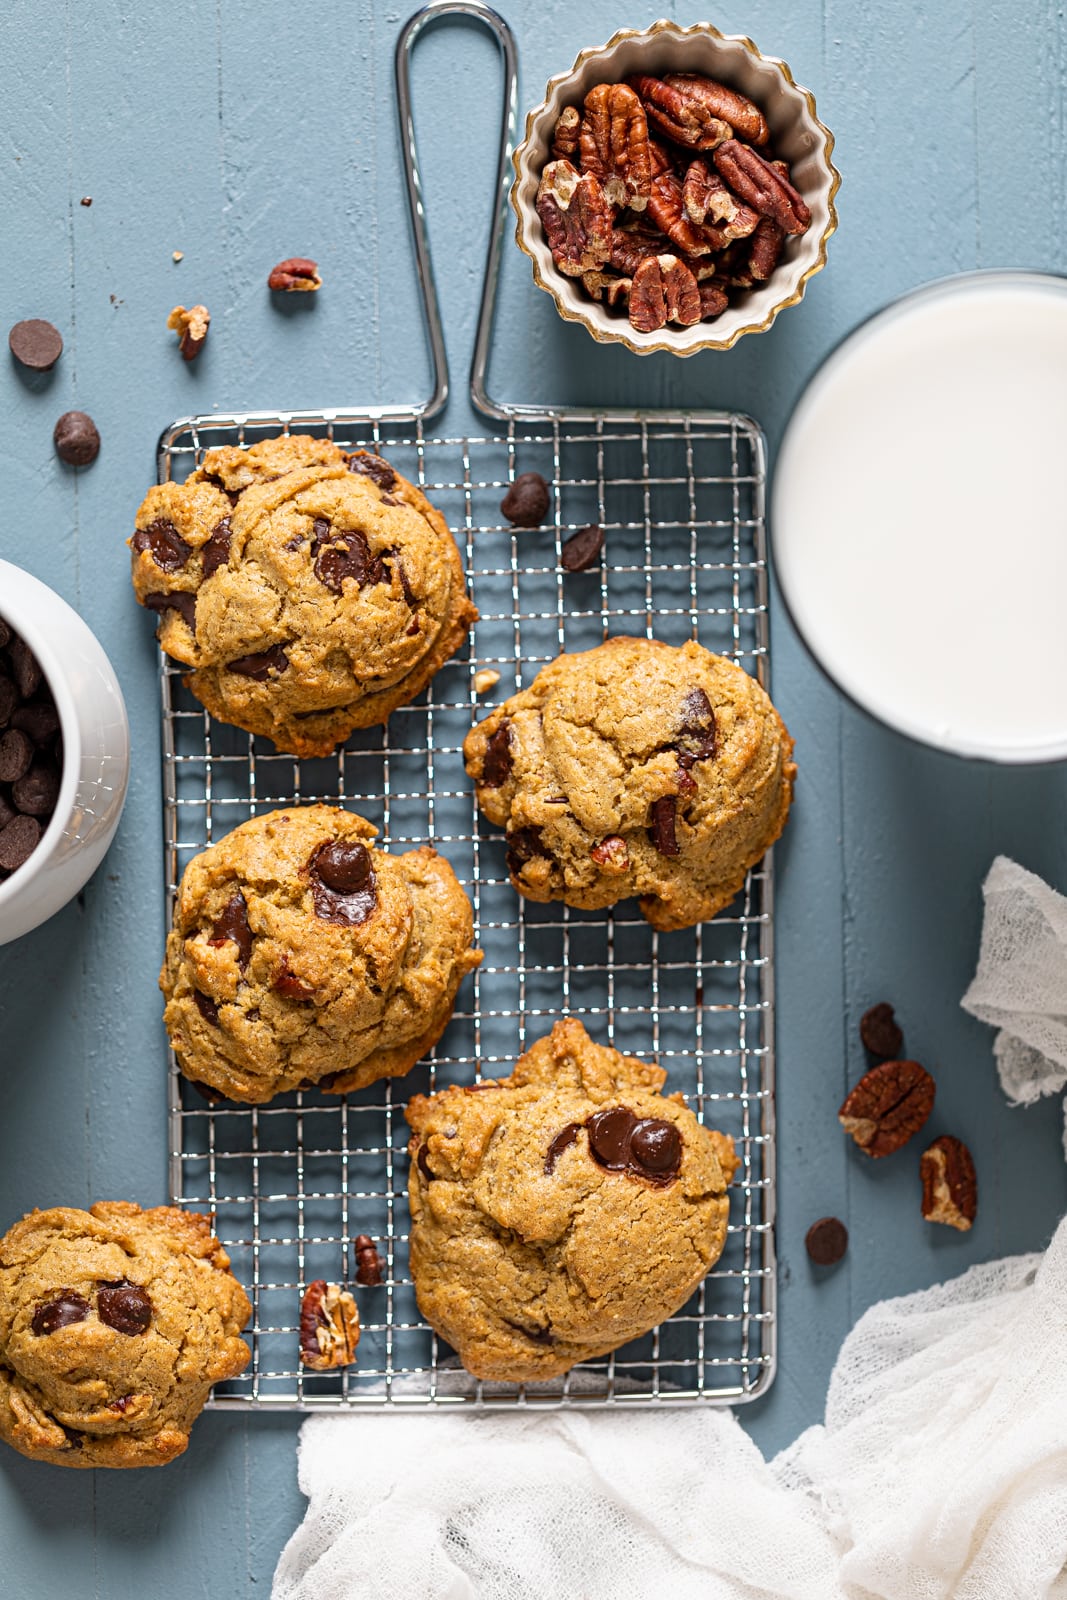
[772,271,1067,762]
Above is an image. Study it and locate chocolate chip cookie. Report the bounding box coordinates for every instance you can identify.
[464,636,795,931]
[161,804,482,1103]
[406,1018,738,1382]
[0,1202,250,1468]
[129,435,477,757]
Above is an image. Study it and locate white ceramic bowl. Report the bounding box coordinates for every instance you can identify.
[0,561,130,943]
[512,19,839,356]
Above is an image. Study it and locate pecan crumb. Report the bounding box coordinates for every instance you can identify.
[473,668,500,694]
[167,303,210,361]
[920,1136,977,1231]
[353,1235,383,1286]
[299,1280,360,1369]
[268,256,322,292]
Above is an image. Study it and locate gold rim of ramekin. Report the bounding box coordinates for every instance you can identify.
[511,19,841,356]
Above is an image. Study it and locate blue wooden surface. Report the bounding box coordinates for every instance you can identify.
[3,1,1067,1592]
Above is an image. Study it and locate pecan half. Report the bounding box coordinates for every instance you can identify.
[582,270,632,309]
[551,105,581,161]
[299,1280,360,1369]
[608,223,672,276]
[920,1136,977,1231]
[166,303,210,361]
[536,159,613,276]
[698,281,729,320]
[838,1060,935,1158]
[746,216,785,281]
[712,141,810,234]
[629,73,735,149]
[578,83,651,211]
[646,152,714,257]
[629,254,701,334]
[267,257,322,291]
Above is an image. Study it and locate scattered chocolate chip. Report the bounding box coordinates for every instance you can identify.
[500,472,550,528]
[416,1143,434,1181]
[31,1290,90,1336]
[482,721,513,787]
[676,687,717,767]
[505,825,548,875]
[544,1122,580,1174]
[200,516,232,579]
[308,840,377,926]
[0,728,34,783]
[347,451,397,490]
[193,989,220,1025]
[649,795,680,856]
[132,518,192,572]
[226,644,290,680]
[96,1280,153,1336]
[12,760,60,817]
[53,410,100,466]
[10,701,60,744]
[630,1118,682,1175]
[354,1234,383,1286]
[805,1216,849,1265]
[208,891,254,970]
[144,590,197,629]
[9,319,63,371]
[560,523,604,572]
[860,1002,904,1060]
[0,813,42,872]
[8,636,43,699]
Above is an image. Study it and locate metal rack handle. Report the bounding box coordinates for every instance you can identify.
[395,0,518,423]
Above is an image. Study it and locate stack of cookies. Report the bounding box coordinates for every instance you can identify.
[0,435,795,1467]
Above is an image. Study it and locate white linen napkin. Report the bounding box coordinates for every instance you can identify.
[274,857,1067,1600]
[961,855,1067,1147]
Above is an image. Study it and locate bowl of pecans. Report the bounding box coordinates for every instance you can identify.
[512,20,839,355]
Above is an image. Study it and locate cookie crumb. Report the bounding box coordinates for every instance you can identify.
[172,250,184,262]
[80,196,92,207]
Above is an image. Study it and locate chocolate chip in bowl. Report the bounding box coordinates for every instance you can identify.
[512,21,838,354]
[0,627,64,885]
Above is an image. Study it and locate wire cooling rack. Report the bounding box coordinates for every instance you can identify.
[156,2,778,1409]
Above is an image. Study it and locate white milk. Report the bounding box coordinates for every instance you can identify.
[772,272,1067,761]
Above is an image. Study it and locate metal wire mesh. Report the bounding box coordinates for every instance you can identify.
[159,408,775,1409]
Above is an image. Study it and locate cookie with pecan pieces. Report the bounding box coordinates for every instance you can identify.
[464,636,795,931]
[160,804,482,1104]
[406,1018,738,1382]
[128,435,476,757]
[0,1202,250,1468]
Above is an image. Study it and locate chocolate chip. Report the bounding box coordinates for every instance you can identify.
[0,728,34,783]
[676,687,717,767]
[308,840,377,926]
[416,1143,434,1181]
[313,525,386,594]
[12,760,60,817]
[144,590,197,629]
[0,813,42,871]
[0,792,15,829]
[226,644,289,680]
[9,319,63,371]
[860,1002,904,1060]
[544,1122,580,1174]
[10,701,60,744]
[501,472,550,528]
[505,825,548,875]
[560,523,604,572]
[0,676,16,726]
[31,1290,90,1335]
[96,1280,153,1336]
[649,795,680,856]
[482,721,513,787]
[200,516,232,579]
[193,989,220,1025]
[630,1118,682,1177]
[805,1216,849,1266]
[132,518,192,572]
[393,556,416,607]
[7,636,43,698]
[53,410,100,466]
[208,890,253,970]
[348,451,397,490]
[586,1107,636,1169]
